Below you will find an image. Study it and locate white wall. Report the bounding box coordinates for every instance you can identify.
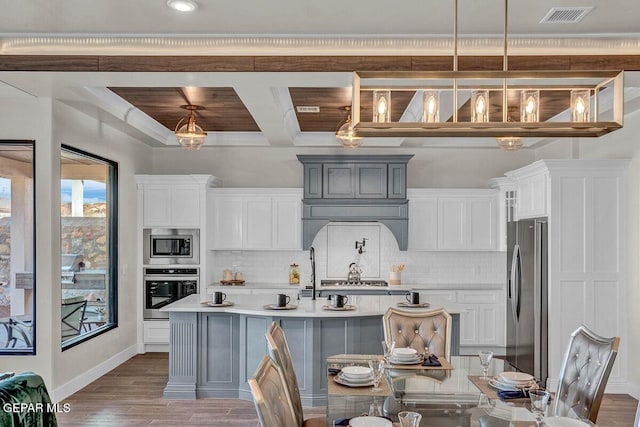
[208,222,505,287]
[0,97,154,401]
[151,146,535,188]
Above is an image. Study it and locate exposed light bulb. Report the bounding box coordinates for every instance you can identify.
[372,90,391,123]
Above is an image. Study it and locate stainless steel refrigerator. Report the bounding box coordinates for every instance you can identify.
[506,218,548,384]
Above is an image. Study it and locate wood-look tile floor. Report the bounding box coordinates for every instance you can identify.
[57,353,637,427]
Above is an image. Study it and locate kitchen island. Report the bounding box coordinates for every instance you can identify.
[160,294,462,406]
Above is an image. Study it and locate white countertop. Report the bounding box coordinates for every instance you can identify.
[160,294,468,317]
[206,282,505,292]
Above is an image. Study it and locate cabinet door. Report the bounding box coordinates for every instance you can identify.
[323,164,355,198]
[244,198,272,249]
[355,163,387,199]
[142,185,171,227]
[408,198,438,250]
[388,164,407,199]
[211,197,243,249]
[459,308,479,346]
[438,198,465,250]
[170,184,200,227]
[272,197,302,250]
[466,197,497,250]
[478,305,504,346]
[304,163,322,199]
[516,173,547,219]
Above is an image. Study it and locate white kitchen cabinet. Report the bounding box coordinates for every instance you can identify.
[408,197,438,250]
[142,184,200,227]
[505,162,549,220]
[408,189,498,251]
[209,189,302,250]
[457,290,505,347]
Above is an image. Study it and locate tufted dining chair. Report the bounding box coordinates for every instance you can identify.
[550,325,620,424]
[383,307,452,359]
[265,322,325,427]
[249,355,298,427]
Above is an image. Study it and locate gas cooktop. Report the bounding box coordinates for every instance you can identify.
[320,279,389,287]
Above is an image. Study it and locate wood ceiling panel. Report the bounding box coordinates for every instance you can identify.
[108,87,260,132]
[289,88,352,132]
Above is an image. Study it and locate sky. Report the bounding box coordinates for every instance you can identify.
[0,178,105,203]
[61,179,106,203]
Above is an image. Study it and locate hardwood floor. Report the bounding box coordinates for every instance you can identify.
[57,353,637,427]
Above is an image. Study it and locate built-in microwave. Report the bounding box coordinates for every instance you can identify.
[143,228,200,265]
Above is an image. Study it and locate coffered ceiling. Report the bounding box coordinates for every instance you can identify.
[2,0,640,149]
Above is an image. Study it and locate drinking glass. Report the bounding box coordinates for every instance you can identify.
[478,350,494,381]
[381,340,396,365]
[529,389,551,425]
[368,359,385,392]
[398,411,422,427]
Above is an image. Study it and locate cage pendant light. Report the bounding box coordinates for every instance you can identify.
[175,105,207,151]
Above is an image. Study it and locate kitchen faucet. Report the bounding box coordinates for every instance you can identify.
[310,246,316,300]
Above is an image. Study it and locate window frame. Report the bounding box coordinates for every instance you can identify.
[61,145,118,350]
[0,140,36,355]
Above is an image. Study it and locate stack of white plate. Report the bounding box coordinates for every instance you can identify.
[389,347,421,364]
[349,416,392,427]
[337,366,374,386]
[489,371,537,391]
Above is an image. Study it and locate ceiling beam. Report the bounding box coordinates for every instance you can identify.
[2,55,640,72]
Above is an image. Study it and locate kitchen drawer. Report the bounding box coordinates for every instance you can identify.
[457,290,501,304]
[143,320,169,344]
[419,290,457,303]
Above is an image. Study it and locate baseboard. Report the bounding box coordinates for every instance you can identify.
[50,344,137,403]
[627,381,640,400]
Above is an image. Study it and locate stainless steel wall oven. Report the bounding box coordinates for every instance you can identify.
[143,267,198,319]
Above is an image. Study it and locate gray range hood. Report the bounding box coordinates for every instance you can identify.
[297,154,413,250]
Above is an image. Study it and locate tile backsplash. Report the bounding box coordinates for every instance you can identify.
[207,222,506,286]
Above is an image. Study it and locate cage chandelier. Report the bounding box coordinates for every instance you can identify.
[347,0,623,148]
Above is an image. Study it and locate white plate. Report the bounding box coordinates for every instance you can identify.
[499,371,535,384]
[389,356,423,365]
[333,375,374,388]
[349,416,392,427]
[544,416,592,427]
[488,377,537,391]
[337,373,373,384]
[262,304,298,310]
[204,301,234,307]
[393,348,418,357]
[341,366,372,378]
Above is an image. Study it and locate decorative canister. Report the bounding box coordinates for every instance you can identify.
[288,264,300,284]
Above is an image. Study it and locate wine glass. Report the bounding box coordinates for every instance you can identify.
[398,411,422,427]
[529,389,551,425]
[478,350,494,381]
[381,340,396,365]
[368,359,385,392]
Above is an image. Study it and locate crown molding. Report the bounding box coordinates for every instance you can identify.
[3,35,640,55]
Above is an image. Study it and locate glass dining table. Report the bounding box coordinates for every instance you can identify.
[326,354,542,427]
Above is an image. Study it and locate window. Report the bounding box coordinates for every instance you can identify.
[0,142,35,355]
[61,146,117,348]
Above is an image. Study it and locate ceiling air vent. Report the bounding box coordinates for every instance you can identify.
[296,106,320,113]
[540,7,594,24]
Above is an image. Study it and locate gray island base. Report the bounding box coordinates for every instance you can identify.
[160,294,460,406]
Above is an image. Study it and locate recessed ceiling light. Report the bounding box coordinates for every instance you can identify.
[166,0,198,12]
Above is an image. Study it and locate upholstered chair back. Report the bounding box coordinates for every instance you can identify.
[265,322,303,426]
[551,325,620,423]
[248,355,298,427]
[383,308,452,359]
